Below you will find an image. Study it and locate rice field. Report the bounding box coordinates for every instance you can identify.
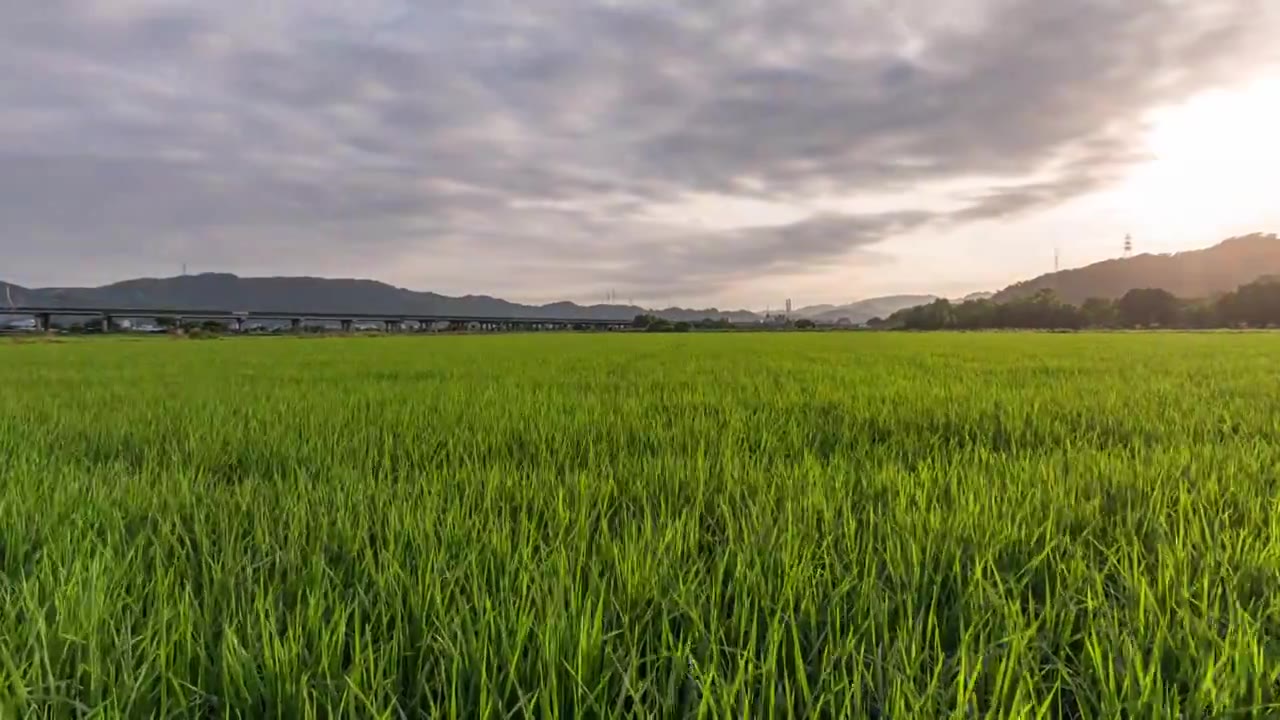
[2,332,1280,718]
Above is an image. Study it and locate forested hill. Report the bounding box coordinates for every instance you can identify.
[993,233,1280,305]
[0,273,764,322]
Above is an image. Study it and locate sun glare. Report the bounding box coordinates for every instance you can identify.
[1119,78,1280,222]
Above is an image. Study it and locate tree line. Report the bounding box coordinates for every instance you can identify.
[871,277,1280,330]
[631,314,820,332]
[631,314,706,332]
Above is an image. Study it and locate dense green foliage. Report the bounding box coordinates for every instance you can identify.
[3,333,1280,717]
[884,276,1280,331]
[632,314,725,331]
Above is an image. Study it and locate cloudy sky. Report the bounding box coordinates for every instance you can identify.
[3,0,1279,308]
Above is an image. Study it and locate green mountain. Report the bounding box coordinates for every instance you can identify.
[797,295,940,324]
[0,273,762,322]
[993,233,1280,305]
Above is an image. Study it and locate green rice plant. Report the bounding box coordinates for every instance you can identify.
[1,333,1279,717]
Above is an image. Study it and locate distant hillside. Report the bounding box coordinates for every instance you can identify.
[0,273,762,323]
[0,281,32,307]
[798,295,940,324]
[994,233,1280,305]
[792,303,838,317]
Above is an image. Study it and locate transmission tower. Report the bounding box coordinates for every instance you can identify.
[1123,234,1133,258]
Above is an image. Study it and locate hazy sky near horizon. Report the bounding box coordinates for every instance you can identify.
[3,1,1279,309]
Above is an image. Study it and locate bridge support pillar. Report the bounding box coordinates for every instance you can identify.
[101,314,112,333]
[291,318,302,333]
[35,313,51,332]
[341,320,353,333]
[235,318,245,333]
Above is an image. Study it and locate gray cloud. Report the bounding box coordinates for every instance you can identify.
[607,211,937,299]
[1,0,1276,300]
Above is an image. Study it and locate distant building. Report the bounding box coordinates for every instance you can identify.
[1,318,37,331]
